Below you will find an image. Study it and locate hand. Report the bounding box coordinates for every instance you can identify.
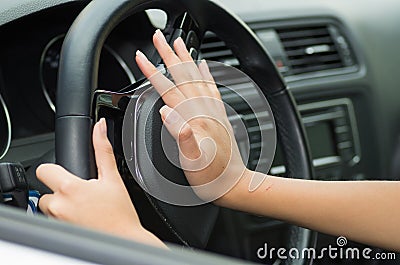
[135,30,249,203]
[37,119,166,248]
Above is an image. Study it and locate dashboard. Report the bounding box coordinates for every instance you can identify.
[0,0,399,264]
[0,2,157,164]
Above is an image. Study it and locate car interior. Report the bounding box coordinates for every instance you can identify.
[0,0,399,264]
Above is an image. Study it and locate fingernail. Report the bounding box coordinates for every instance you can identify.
[164,109,180,124]
[155,29,167,44]
[198,59,209,74]
[99,118,107,136]
[200,59,209,70]
[174,37,186,50]
[159,105,168,120]
[136,50,148,63]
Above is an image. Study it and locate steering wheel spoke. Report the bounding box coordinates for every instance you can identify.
[93,79,150,119]
[93,80,153,176]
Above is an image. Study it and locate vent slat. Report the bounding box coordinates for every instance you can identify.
[289,54,342,66]
[200,41,226,50]
[278,28,329,40]
[277,25,346,75]
[285,45,337,57]
[282,36,333,49]
[291,63,343,74]
[201,50,233,59]
[200,32,239,67]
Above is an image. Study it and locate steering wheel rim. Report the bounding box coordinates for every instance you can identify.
[56,0,316,263]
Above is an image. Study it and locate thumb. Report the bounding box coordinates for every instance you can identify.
[93,118,119,180]
[159,105,201,160]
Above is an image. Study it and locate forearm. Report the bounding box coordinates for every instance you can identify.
[122,226,168,249]
[217,169,400,251]
[136,229,169,249]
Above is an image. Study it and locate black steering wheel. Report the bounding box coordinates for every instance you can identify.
[56,0,315,264]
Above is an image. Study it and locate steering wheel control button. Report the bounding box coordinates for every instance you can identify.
[0,162,29,209]
[186,31,200,49]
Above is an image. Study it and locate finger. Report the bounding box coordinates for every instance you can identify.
[173,37,194,63]
[135,50,186,108]
[153,29,182,71]
[36,163,77,192]
[198,60,222,100]
[198,60,227,116]
[172,37,212,97]
[38,194,53,216]
[38,194,70,220]
[92,118,119,180]
[159,105,201,160]
[153,31,204,98]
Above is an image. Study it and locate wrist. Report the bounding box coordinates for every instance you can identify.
[125,225,168,249]
[214,168,253,208]
[140,228,169,249]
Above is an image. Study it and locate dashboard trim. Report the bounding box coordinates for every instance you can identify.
[0,0,81,27]
[0,94,11,160]
[39,34,64,112]
[39,34,136,112]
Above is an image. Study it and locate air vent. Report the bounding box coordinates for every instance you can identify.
[276,25,355,75]
[200,32,272,172]
[200,32,239,67]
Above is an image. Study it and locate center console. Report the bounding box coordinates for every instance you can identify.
[270,98,361,180]
[213,94,365,263]
[224,90,362,181]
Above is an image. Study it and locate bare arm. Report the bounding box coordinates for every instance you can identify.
[136,30,400,252]
[219,170,400,252]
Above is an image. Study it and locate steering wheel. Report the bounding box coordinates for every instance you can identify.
[56,0,315,264]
